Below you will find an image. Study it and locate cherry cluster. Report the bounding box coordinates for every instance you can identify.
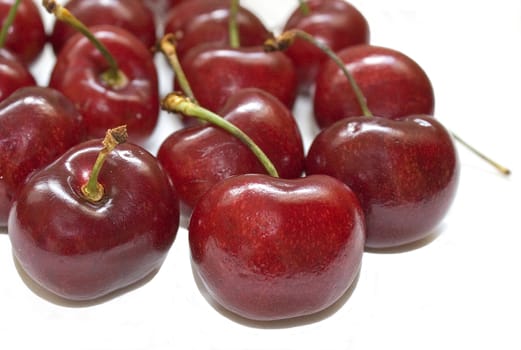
[0,0,464,322]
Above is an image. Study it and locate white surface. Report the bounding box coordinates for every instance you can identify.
[1,1,521,349]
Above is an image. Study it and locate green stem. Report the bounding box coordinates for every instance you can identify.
[264,29,373,117]
[158,33,199,104]
[298,0,311,15]
[81,126,128,202]
[451,132,511,176]
[42,0,127,88]
[229,0,240,48]
[161,93,279,178]
[0,0,21,48]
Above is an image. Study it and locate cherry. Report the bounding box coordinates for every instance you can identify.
[282,0,370,91]
[189,173,365,321]
[313,44,435,128]
[45,0,160,144]
[306,115,459,249]
[8,126,180,301]
[0,0,46,65]
[162,0,272,60]
[0,86,85,226]
[158,88,305,208]
[0,48,35,102]
[49,0,157,55]
[178,43,298,114]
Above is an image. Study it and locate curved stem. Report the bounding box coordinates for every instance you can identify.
[42,0,127,88]
[0,0,21,48]
[451,132,511,176]
[229,0,241,48]
[158,33,198,104]
[161,93,279,178]
[265,29,372,117]
[81,126,128,202]
[298,0,311,15]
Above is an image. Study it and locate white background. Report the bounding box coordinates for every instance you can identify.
[1,1,520,349]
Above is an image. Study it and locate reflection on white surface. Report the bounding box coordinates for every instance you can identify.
[1,1,520,350]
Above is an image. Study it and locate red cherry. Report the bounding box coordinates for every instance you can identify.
[283,0,370,91]
[313,44,435,128]
[0,86,85,226]
[306,115,459,249]
[0,48,36,102]
[49,25,160,144]
[49,0,157,55]
[8,127,180,301]
[179,44,298,114]
[189,173,365,320]
[157,88,305,208]
[163,0,271,60]
[0,0,46,65]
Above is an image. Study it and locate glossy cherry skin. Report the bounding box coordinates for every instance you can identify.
[49,0,157,55]
[0,49,36,103]
[283,0,370,91]
[306,115,459,249]
[180,44,298,114]
[8,139,180,301]
[49,25,160,144]
[163,0,272,60]
[313,44,435,128]
[0,0,46,65]
[189,173,365,321]
[157,88,305,208]
[0,86,85,226]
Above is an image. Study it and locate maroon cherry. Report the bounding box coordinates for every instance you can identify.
[179,44,298,114]
[0,86,85,226]
[0,0,46,65]
[45,0,160,144]
[8,126,180,301]
[189,173,365,321]
[158,88,305,208]
[162,0,271,60]
[306,115,459,249]
[313,44,435,128]
[0,48,36,102]
[283,0,370,91]
[49,0,157,55]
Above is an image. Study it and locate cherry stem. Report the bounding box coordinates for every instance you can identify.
[158,33,199,105]
[229,0,241,48]
[42,0,128,89]
[161,93,279,178]
[0,0,21,48]
[451,132,511,176]
[81,125,128,203]
[298,0,311,15]
[264,29,373,117]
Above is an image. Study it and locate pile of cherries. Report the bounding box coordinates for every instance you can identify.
[1,0,462,321]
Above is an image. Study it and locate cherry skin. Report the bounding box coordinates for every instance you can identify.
[0,48,36,102]
[163,0,272,60]
[283,0,370,91]
[179,44,298,114]
[189,173,365,321]
[0,86,85,226]
[49,0,157,55]
[0,0,46,65]
[157,88,305,208]
[313,44,435,128]
[306,115,459,249]
[8,137,180,301]
[49,25,160,144]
